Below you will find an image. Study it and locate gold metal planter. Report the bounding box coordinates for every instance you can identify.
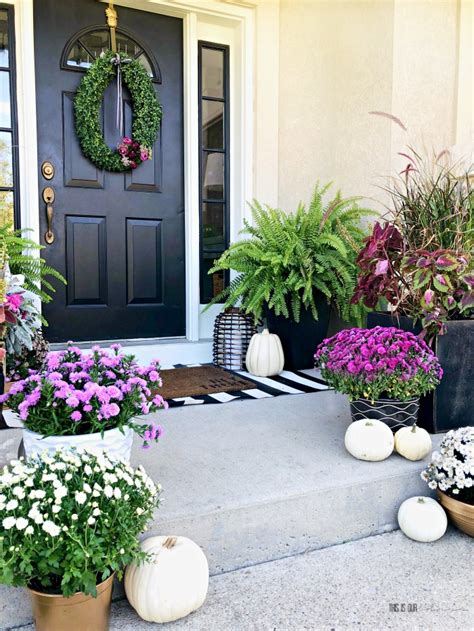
[438,490,474,537]
[28,573,114,631]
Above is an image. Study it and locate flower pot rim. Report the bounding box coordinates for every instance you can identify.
[27,572,115,602]
[437,489,474,509]
[351,396,420,403]
[22,425,133,441]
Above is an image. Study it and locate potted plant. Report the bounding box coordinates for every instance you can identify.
[0,343,167,461]
[421,426,474,537]
[351,151,473,432]
[206,184,373,369]
[0,449,161,630]
[7,329,49,383]
[314,326,443,430]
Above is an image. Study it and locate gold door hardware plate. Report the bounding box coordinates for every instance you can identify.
[41,161,55,180]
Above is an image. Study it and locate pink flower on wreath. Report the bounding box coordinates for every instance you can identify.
[122,136,132,144]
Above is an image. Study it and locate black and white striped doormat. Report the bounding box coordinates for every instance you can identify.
[166,365,330,407]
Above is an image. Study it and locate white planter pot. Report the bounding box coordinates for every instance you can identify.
[22,425,134,462]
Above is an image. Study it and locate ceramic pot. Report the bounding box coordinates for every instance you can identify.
[437,490,474,537]
[350,397,420,431]
[367,312,474,433]
[28,573,114,631]
[22,425,134,462]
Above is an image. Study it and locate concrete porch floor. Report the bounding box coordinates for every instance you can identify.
[1,390,468,630]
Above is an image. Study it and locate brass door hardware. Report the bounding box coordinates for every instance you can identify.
[41,161,55,180]
[43,186,55,244]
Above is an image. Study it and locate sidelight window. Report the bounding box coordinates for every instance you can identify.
[0,5,19,226]
[199,42,230,303]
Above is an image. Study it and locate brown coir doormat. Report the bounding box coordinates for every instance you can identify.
[159,365,254,400]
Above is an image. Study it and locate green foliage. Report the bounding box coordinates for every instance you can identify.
[74,51,162,172]
[0,451,160,597]
[385,150,474,253]
[206,184,374,324]
[0,223,66,306]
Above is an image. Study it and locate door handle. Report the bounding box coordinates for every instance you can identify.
[43,186,55,245]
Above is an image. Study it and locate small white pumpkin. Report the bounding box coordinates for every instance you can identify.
[125,536,209,623]
[245,329,284,377]
[398,496,447,542]
[394,425,432,461]
[344,418,394,461]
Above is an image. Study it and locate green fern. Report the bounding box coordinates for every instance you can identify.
[205,184,375,325]
[0,224,66,305]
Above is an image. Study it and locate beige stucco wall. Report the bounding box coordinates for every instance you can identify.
[274,0,472,213]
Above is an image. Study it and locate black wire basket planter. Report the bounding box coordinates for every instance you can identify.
[213,308,257,370]
[350,397,420,431]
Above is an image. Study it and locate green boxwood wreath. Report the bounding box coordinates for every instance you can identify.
[74,50,162,172]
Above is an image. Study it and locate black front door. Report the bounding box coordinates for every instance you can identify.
[34,0,185,342]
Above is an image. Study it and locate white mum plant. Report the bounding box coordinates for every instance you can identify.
[0,450,160,596]
[421,426,474,504]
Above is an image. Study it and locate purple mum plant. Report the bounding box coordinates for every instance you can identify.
[314,327,443,401]
[0,343,167,448]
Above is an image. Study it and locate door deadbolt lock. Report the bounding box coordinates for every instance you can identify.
[41,161,55,180]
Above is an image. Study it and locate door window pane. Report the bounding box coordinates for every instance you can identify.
[202,101,224,149]
[0,131,13,186]
[0,190,13,225]
[202,152,224,200]
[201,48,224,98]
[202,258,225,300]
[0,10,9,68]
[202,203,225,249]
[0,70,11,127]
[65,29,156,77]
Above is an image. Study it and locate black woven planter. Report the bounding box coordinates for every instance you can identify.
[367,312,474,433]
[266,295,331,370]
[350,397,420,431]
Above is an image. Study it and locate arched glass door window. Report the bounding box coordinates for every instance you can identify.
[61,26,161,82]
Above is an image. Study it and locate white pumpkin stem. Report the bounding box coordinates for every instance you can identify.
[411,425,418,433]
[262,329,270,335]
[162,536,178,549]
[417,498,425,504]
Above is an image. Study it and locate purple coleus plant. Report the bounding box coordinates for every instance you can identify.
[352,221,474,339]
[402,249,474,334]
[314,326,443,401]
[351,222,405,309]
[0,343,167,448]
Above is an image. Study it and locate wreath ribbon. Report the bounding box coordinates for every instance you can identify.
[110,54,132,137]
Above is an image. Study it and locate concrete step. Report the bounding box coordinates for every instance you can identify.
[1,391,442,577]
[4,529,471,630]
[48,338,213,368]
[137,391,443,574]
[0,390,446,629]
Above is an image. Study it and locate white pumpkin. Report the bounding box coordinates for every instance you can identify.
[344,418,394,461]
[125,536,209,623]
[245,329,284,377]
[398,496,447,542]
[394,425,432,461]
